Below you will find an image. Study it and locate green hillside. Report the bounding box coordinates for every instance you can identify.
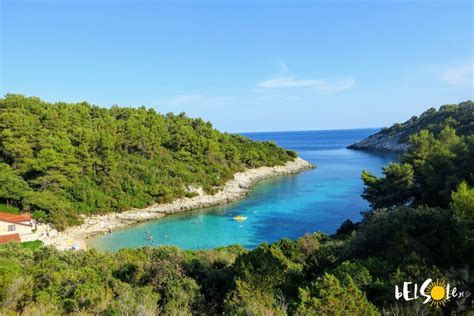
[380,101,474,143]
[348,101,474,152]
[0,94,296,229]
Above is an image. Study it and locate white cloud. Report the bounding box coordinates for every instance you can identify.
[257,76,355,92]
[439,63,473,86]
[157,94,233,107]
[158,94,203,106]
[257,63,354,93]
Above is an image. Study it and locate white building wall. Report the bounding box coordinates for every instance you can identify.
[0,221,33,237]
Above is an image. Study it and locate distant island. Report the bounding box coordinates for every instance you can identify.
[348,101,474,152]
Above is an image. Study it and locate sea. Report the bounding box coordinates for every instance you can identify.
[88,129,396,251]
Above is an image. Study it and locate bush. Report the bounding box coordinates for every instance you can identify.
[451,181,474,220]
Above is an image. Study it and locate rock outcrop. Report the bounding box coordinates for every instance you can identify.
[347,131,408,152]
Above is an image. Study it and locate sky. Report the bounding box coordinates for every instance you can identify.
[1,0,473,132]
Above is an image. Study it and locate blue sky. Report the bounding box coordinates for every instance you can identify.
[1,0,473,132]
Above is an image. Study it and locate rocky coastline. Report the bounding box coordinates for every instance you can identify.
[39,157,314,250]
[347,131,408,152]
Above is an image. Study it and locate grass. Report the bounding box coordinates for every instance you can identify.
[19,240,43,250]
[0,240,43,251]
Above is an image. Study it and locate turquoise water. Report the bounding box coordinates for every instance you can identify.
[89,129,396,251]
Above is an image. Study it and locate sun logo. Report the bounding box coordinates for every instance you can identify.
[425,279,449,307]
[395,278,465,306]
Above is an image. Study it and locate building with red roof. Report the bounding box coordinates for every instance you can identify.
[0,233,21,244]
[0,212,36,243]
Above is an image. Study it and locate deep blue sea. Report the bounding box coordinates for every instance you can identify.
[88,129,396,251]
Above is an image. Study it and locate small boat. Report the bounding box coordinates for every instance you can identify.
[233,215,247,221]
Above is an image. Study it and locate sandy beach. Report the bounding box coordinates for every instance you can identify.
[35,157,314,250]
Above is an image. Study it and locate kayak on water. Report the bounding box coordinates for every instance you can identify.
[233,216,248,221]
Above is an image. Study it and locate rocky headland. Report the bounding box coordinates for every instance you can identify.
[347,131,408,152]
[348,101,474,152]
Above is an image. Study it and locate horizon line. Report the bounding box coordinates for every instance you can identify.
[235,127,382,134]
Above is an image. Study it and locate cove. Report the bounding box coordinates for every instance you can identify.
[88,129,396,251]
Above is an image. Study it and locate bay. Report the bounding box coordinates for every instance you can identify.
[88,129,396,251]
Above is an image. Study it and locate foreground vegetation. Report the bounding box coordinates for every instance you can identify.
[0,100,474,315]
[0,207,471,314]
[0,95,295,229]
[1,117,473,314]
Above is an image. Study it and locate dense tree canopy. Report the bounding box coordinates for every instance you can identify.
[377,100,474,143]
[0,94,296,229]
[355,120,474,313]
[361,163,415,209]
[362,126,474,209]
